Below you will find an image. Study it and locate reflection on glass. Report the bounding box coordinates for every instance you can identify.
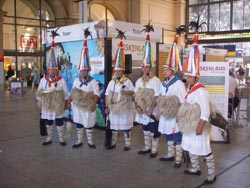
[209,4,219,31]
[3,25,15,50]
[233,1,244,30]
[3,17,14,24]
[199,0,208,4]
[17,26,39,53]
[198,5,208,32]
[220,2,230,31]
[17,18,40,26]
[244,0,250,29]
[2,0,14,16]
[189,5,208,32]
[16,0,36,18]
[189,0,198,5]
[89,4,115,21]
[189,7,198,26]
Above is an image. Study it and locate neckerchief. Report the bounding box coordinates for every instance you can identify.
[79,76,93,87]
[45,76,62,88]
[162,76,179,93]
[185,83,205,99]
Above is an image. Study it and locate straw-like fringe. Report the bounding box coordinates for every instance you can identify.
[157,95,181,119]
[108,92,135,115]
[134,88,155,113]
[178,102,211,134]
[70,88,95,111]
[36,90,65,115]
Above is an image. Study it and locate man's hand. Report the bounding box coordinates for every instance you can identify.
[146,108,153,117]
[196,120,205,135]
[136,106,143,114]
[105,107,110,115]
[90,104,96,112]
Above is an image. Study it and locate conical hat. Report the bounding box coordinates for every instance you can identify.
[182,33,200,76]
[142,33,152,67]
[163,34,182,72]
[78,39,91,71]
[113,40,125,70]
[48,40,58,69]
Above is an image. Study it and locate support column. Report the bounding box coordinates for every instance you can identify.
[0,10,7,91]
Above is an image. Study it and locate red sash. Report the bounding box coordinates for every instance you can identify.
[45,76,62,87]
[185,83,205,99]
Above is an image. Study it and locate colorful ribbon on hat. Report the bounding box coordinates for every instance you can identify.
[78,43,91,71]
[143,40,152,67]
[183,44,200,76]
[114,41,125,70]
[48,46,57,69]
[165,42,182,72]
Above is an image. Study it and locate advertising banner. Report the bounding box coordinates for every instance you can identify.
[108,20,163,43]
[200,61,229,143]
[46,38,106,128]
[42,20,163,44]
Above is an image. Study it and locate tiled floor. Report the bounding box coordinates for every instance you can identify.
[0,90,249,188]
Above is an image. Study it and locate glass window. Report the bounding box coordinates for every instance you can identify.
[2,0,14,17]
[189,5,208,32]
[233,0,244,30]
[3,17,15,24]
[3,25,15,50]
[189,0,199,5]
[41,21,55,28]
[220,2,230,31]
[17,26,40,52]
[244,0,250,29]
[198,5,208,32]
[17,18,40,26]
[199,0,208,4]
[189,6,199,24]
[209,4,220,31]
[16,0,36,18]
[188,0,250,34]
[189,0,207,5]
[41,0,55,21]
[90,4,115,21]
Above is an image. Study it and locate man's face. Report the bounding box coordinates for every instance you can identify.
[48,68,57,78]
[142,66,151,76]
[114,69,124,79]
[186,75,197,86]
[163,67,174,79]
[80,70,89,78]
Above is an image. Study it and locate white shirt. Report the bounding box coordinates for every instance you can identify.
[37,76,69,120]
[159,77,186,103]
[37,76,69,100]
[134,76,161,96]
[105,78,135,96]
[105,77,135,130]
[158,77,186,135]
[229,75,238,97]
[134,76,161,124]
[72,77,99,96]
[71,77,100,127]
[185,83,210,122]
